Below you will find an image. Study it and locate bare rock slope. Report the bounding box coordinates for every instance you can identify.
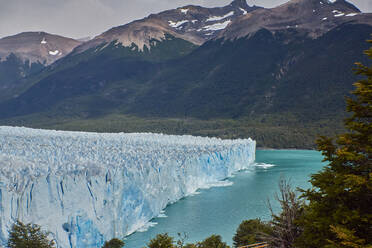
[0,32,81,65]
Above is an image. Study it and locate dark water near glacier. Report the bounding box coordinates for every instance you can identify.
[125,150,325,247]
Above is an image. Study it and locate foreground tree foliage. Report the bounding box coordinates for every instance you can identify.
[7,221,55,248]
[233,219,272,247]
[267,179,304,248]
[147,234,230,248]
[234,179,302,248]
[197,235,230,248]
[297,40,372,247]
[148,233,174,248]
[102,238,125,248]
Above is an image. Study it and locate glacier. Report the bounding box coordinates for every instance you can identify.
[0,126,256,248]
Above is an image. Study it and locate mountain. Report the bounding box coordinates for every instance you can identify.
[0,32,81,65]
[0,0,258,103]
[0,32,81,100]
[0,0,371,148]
[73,0,259,53]
[220,0,372,40]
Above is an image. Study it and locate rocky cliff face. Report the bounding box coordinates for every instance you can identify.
[0,32,81,65]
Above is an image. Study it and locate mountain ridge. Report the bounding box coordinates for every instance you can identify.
[72,0,260,54]
[219,0,372,40]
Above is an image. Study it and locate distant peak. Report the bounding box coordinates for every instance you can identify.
[230,0,249,8]
[283,0,360,12]
[330,0,361,12]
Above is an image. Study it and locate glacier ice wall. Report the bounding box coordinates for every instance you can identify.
[0,126,256,248]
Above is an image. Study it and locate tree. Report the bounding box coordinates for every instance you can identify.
[148,233,174,248]
[297,40,372,247]
[183,244,197,248]
[7,221,55,248]
[233,219,272,247]
[197,235,229,248]
[102,238,125,248]
[267,179,304,248]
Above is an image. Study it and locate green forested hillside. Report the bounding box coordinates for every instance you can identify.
[0,54,44,100]
[0,24,371,148]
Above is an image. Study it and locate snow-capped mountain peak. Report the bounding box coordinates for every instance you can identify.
[73,0,261,53]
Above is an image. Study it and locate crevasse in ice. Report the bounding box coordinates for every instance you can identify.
[0,126,256,248]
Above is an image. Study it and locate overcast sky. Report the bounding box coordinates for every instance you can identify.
[0,0,370,40]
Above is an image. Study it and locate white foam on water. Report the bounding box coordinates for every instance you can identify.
[157,211,167,218]
[137,222,158,232]
[254,163,276,169]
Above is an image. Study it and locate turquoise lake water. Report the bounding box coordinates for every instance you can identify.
[125,150,326,247]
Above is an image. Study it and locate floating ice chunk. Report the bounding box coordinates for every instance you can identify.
[49,50,59,55]
[203,20,231,31]
[199,180,234,189]
[137,222,158,232]
[254,163,276,169]
[328,0,337,3]
[41,38,47,44]
[207,11,234,22]
[157,211,167,218]
[0,126,256,248]
[322,17,328,20]
[346,13,358,16]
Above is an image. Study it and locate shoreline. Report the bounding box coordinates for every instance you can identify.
[257,147,317,151]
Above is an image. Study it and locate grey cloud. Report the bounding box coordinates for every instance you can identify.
[0,0,370,39]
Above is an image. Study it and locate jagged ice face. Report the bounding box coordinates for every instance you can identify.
[0,127,256,248]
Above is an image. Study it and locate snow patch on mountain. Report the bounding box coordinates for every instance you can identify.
[180,8,189,14]
[239,8,248,15]
[207,11,234,22]
[203,20,232,31]
[168,20,189,28]
[49,50,60,55]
